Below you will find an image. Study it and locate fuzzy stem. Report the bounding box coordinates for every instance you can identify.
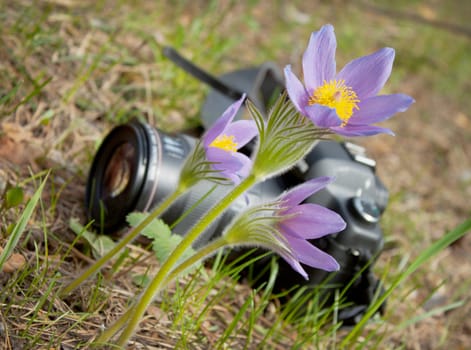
[103,173,258,346]
[61,188,184,296]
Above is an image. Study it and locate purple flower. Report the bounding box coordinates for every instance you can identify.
[284,24,414,136]
[275,177,346,279]
[203,95,258,183]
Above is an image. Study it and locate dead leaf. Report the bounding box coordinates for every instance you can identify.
[454,112,470,129]
[0,247,26,273]
[0,123,42,167]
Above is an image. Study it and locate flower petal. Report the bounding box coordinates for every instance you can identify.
[206,147,242,172]
[280,204,346,239]
[281,177,333,208]
[303,24,337,91]
[219,171,240,184]
[337,47,395,99]
[251,235,309,279]
[351,94,415,124]
[330,124,394,137]
[284,235,340,271]
[203,94,246,147]
[276,249,309,279]
[284,65,310,115]
[231,151,252,178]
[223,120,258,148]
[305,104,342,128]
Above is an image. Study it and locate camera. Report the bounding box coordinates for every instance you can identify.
[85,47,388,324]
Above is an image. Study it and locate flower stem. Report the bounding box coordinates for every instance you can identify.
[61,188,184,296]
[94,308,133,346]
[105,173,258,346]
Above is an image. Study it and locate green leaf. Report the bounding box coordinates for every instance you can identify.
[5,186,24,209]
[69,218,116,259]
[126,212,196,265]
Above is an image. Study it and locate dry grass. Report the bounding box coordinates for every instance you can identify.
[1,0,470,349]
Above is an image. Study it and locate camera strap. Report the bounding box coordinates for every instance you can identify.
[162,46,285,128]
[162,46,246,101]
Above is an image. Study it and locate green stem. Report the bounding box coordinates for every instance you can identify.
[61,189,184,296]
[95,308,133,346]
[95,238,228,345]
[109,173,258,346]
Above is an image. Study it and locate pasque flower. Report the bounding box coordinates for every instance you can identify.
[274,177,345,278]
[203,94,258,183]
[224,177,345,279]
[284,24,414,136]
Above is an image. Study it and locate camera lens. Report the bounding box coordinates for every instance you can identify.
[102,142,135,199]
[86,119,209,232]
[86,121,155,231]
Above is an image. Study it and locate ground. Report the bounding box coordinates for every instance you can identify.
[0,1,470,349]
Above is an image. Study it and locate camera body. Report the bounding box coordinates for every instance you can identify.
[85,51,389,323]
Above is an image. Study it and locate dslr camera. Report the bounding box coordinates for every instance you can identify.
[85,47,388,324]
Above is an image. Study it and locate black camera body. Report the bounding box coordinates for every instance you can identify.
[85,48,388,323]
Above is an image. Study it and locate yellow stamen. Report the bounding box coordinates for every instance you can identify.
[309,79,360,124]
[210,134,238,152]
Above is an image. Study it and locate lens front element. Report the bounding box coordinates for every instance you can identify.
[103,142,135,199]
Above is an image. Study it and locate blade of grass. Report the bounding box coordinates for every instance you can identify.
[398,300,465,330]
[5,77,52,116]
[0,173,48,271]
[215,290,254,349]
[0,81,22,106]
